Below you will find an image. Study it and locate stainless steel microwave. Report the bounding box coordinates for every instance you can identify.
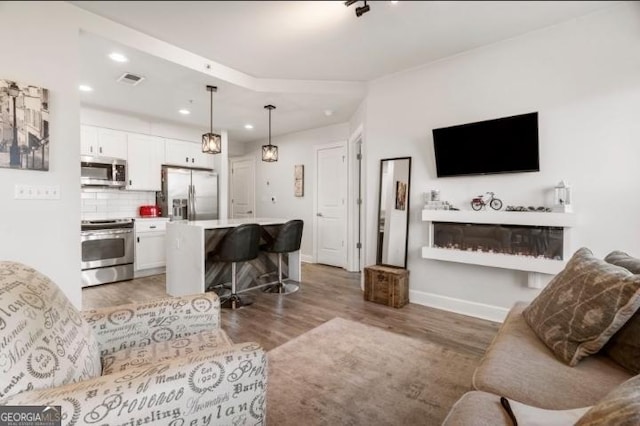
[81,156,127,188]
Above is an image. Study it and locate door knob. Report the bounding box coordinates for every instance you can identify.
[317,212,323,217]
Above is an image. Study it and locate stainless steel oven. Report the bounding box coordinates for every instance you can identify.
[81,219,134,287]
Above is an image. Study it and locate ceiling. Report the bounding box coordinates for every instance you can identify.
[75,1,618,144]
[79,32,362,144]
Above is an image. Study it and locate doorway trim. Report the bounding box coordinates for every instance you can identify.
[347,124,364,272]
[313,140,348,266]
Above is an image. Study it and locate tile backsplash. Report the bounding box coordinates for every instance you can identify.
[81,188,156,220]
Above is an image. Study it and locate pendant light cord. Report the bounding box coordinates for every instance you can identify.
[210,89,213,133]
[268,107,272,146]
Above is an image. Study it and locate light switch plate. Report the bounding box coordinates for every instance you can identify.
[14,184,61,200]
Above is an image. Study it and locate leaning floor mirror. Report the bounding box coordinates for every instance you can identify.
[376,157,412,269]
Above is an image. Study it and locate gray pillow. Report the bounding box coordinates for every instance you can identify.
[576,375,640,425]
[523,248,640,366]
[603,251,640,374]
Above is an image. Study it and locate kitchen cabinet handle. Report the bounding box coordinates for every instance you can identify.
[90,146,93,153]
[137,237,140,243]
[99,147,103,154]
[129,180,132,186]
[185,157,189,163]
[317,212,323,217]
[247,210,253,214]
[191,158,194,163]
[149,225,156,229]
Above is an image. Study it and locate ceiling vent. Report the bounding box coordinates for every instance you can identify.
[116,72,145,86]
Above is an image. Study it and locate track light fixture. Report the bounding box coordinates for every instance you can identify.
[345,0,371,17]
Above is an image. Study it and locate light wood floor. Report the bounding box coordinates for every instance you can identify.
[82,263,500,357]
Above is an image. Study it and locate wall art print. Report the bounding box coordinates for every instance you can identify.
[0,79,49,171]
[395,180,407,210]
[294,164,304,197]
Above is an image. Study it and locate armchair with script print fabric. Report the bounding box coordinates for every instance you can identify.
[0,261,266,426]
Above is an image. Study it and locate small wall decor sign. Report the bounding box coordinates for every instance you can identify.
[0,79,49,171]
[294,164,304,197]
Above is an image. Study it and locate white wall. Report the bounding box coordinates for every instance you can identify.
[0,2,82,307]
[243,123,349,259]
[363,3,640,320]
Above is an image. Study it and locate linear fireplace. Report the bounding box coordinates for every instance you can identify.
[433,222,563,260]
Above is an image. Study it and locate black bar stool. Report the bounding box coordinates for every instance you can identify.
[208,223,261,309]
[262,220,304,294]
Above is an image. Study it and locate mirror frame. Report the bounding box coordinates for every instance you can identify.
[376,156,412,269]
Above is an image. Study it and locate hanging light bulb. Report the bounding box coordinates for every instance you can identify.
[262,105,278,162]
[202,85,221,154]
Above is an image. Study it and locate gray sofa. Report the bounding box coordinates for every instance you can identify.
[443,302,633,425]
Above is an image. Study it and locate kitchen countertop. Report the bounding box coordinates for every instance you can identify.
[134,217,170,221]
[167,217,288,230]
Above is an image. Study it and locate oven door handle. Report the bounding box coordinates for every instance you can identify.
[82,229,133,237]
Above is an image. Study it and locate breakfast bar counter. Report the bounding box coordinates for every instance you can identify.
[165,218,301,296]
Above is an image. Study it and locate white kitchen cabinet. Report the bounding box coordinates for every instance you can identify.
[127,133,164,191]
[164,138,215,169]
[80,125,128,159]
[135,219,167,274]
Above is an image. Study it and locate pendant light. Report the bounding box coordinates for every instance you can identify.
[202,85,222,154]
[262,105,278,162]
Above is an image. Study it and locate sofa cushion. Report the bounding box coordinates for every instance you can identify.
[102,329,233,374]
[503,397,590,426]
[0,261,102,401]
[442,391,511,426]
[522,247,640,366]
[576,375,640,425]
[603,251,640,374]
[473,302,632,409]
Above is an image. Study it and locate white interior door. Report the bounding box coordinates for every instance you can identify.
[230,157,255,219]
[315,143,347,267]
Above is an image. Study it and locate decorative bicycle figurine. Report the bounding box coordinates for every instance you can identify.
[471,192,503,211]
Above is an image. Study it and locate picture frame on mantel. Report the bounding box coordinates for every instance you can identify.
[294,164,304,197]
[0,79,50,171]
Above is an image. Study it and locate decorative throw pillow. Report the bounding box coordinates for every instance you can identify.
[523,248,640,366]
[0,261,102,401]
[602,251,640,373]
[576,375,640,425]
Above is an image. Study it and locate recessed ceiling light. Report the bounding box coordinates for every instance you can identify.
[324,109,334,117]
[244,124,254,130]
[178,109,190,115]
[108,52,128,63]
[391,1,399,4]
[78,84,93,92]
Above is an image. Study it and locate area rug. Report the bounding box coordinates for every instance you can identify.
[267,317,479,425]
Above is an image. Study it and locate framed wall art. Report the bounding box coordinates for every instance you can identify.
[0,79,49,171]
[294,164,304,197]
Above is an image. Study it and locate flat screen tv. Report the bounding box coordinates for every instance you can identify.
[432,112,539,177]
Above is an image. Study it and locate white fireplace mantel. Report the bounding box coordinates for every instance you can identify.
[421,209,576,288]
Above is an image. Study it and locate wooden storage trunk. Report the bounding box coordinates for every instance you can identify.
[364,265,409,308]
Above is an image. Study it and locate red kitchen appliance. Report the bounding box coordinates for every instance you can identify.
[139,205,160,217]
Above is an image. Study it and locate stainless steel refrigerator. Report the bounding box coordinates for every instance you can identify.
[157,165,218,221]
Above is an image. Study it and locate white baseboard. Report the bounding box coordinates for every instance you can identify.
[300,254,314,264]
[409,289,509,323]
